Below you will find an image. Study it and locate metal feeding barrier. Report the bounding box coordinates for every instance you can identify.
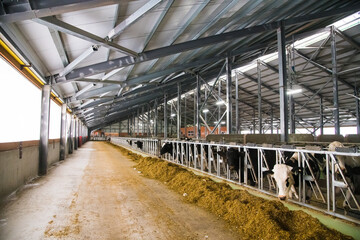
[110,137,360,224]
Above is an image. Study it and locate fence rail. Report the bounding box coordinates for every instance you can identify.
[110,137,360,224]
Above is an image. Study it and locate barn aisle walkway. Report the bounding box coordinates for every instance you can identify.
[0,141,240,240]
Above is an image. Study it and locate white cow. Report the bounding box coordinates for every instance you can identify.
[270,164,298,201]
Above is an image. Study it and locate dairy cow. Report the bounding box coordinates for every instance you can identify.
[134,140,143,149]
[328,141,360,211]
[266,151,324,201]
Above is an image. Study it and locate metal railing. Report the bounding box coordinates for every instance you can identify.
[110,137,360,224]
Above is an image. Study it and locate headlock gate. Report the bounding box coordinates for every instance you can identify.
[110,137,360,224]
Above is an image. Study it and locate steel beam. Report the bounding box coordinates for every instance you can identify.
[0,0,129,23]
[331,26,340,135]
[164,94,168,138]
[196,74,201,139]
[39,85,51,175]
[34,16,137,57]
[177,82,181,139]
[62,3,360,82]
[294,49,355,90]
[107,0,162,39]
[145,0,210,73]
[60,103,67,160]
[334,27,360,51]
[59,46,98,77]
[277,21,288,142]
[257,60,262,134]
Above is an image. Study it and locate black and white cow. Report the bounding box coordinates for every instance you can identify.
[265,151,323,201]
[328,141,360,211]
[134,140,143,150]
[216,147,245,179]
[127,140,133,146]
[160,142,174,155]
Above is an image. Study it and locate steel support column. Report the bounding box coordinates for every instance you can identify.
[331,26,340,135]
[127,118,130,136]
[218,78,221,134]
[39,85,51,175]
[235,72,239,134]
[164,94,168,138]
[253,109,256,133]
[226,57,232,134]
[257,60,262,134]
[355,87,360,134]
[270,107,274,134]
[60,103,67,160]
[147,105,151,137]
[277,21,288,142]
[69,115,73,154]
[320,98,324,135]
[137,109,139,136]
[154,99,158,137]
[74,118,78,150]
[196,74,201,139]
[177,82,181,139]
[184,94,187,137]
[142,106,145,136]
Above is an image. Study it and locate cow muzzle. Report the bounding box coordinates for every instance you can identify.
[279,195,286,201]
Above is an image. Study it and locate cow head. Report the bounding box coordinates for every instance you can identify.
[160,142,173,155]
[266,164,299,201]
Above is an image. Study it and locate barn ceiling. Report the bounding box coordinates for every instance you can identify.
[0,0,360,132]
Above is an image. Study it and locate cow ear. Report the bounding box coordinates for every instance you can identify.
[263,170,274,178]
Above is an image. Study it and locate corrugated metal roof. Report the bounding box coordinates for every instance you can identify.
[0,0,359,132]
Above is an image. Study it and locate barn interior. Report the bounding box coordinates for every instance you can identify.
[1,0,360,239]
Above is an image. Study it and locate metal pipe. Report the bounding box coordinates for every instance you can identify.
[39,85,51,175]
[226,57,232,134]
[257,60,262,134]
[277,21,288,142]
[164,94,168,138]
[331,26,340,135]
[60,103,67,160]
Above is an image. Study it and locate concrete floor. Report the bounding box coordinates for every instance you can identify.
[0,141,241,240]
